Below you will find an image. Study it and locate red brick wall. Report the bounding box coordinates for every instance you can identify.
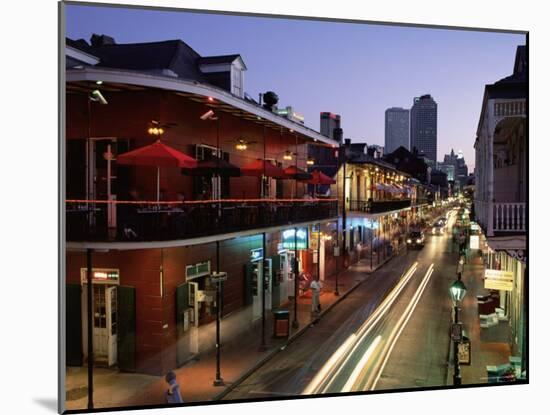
[66,249,164,375]
[65,230,288,375]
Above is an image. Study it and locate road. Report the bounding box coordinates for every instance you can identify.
[222,210,460,400]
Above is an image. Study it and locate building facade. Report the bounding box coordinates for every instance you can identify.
[65,35,341,376]
[474,45,527,376]
[385,107,409,153]
[410,94,437,163]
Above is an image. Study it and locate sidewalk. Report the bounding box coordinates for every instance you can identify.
[446,250,513,386]
[65,252,400,410]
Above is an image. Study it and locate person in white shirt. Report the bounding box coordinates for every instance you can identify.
[310,279,322,314]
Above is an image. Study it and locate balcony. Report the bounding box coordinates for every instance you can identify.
[349,199,412,214]
[66,198,338,242]
[475,201,526,236]
[492,202,526,234]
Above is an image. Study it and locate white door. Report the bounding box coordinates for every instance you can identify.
[92,285,109,362]
[105,286,118,367]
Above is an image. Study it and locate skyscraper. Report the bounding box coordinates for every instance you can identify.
[443,148,468,186]
[410,94,437,163]
[320,112,342,142]
[385,107,409,153]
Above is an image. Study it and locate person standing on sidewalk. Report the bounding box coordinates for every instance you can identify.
[164,370,183,404]
[310,279,322,314]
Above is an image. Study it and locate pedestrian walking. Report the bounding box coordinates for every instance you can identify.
[458,232,466,253]
[457,257,464,280]
[164,370,183,404]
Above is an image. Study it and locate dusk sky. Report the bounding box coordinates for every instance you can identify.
[66,4,526,169]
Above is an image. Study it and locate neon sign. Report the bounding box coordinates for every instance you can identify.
[282,228,308,250]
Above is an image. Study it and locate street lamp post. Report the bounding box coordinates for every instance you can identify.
[292,227,299,329]
[449,279,467,386]
[212,241,225,387]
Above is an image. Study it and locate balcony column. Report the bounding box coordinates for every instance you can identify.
[86,248,94,410]
[487,129,495,236]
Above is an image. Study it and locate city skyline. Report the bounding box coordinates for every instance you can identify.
[66,4,525,169]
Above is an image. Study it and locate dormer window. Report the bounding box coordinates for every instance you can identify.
[198,55,247,98]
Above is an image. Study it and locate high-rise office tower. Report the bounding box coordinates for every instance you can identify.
[320,112,342,142]
[385,107,409,153]
[410,94,437,163]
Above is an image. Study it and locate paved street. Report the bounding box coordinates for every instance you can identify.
[223,212,459,399]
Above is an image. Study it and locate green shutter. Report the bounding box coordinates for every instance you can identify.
[66,283,83,366]
[176,282,190,367]
[270,255,281,287]
[117,286,136,372]
[176,283,189,328]
[269,255,281,307]
[244,263,254,306]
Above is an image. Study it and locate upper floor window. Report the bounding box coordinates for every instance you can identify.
[232,67,243,98]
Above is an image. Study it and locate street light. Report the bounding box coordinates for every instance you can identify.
[449,279,467,386]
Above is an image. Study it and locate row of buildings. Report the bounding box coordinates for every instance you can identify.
[64,34,447,376]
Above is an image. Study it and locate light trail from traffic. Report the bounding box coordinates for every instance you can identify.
[370,263,435,390]
[303,261,418,395]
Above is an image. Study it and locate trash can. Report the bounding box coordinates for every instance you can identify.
[273,310,290,338]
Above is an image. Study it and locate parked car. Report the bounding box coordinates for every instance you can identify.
[406,231,425,249]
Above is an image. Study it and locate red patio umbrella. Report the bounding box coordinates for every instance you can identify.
[307,170,336,185]
[117,140,197,201]
[306,170,336,197]
[283,165,312,180]
[240,159,286,178]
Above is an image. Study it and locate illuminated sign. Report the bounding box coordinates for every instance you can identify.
[282,228,308,250]
[250,248,264,262]
[93,270,118,280]
[470,235,480,250]
[484,269,514,291]
[80,268,119,284]
[363,219,379,229]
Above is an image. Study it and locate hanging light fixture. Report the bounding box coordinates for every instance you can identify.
[307,157,315,166]
[147,120,169,137]
[283,151,293,161]
[235,141,248,151]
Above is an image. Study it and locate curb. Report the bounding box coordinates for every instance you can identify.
[212,255,397,401]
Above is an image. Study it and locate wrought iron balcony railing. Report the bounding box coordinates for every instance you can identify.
[66,198,338,242]
[349,199,412,214]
